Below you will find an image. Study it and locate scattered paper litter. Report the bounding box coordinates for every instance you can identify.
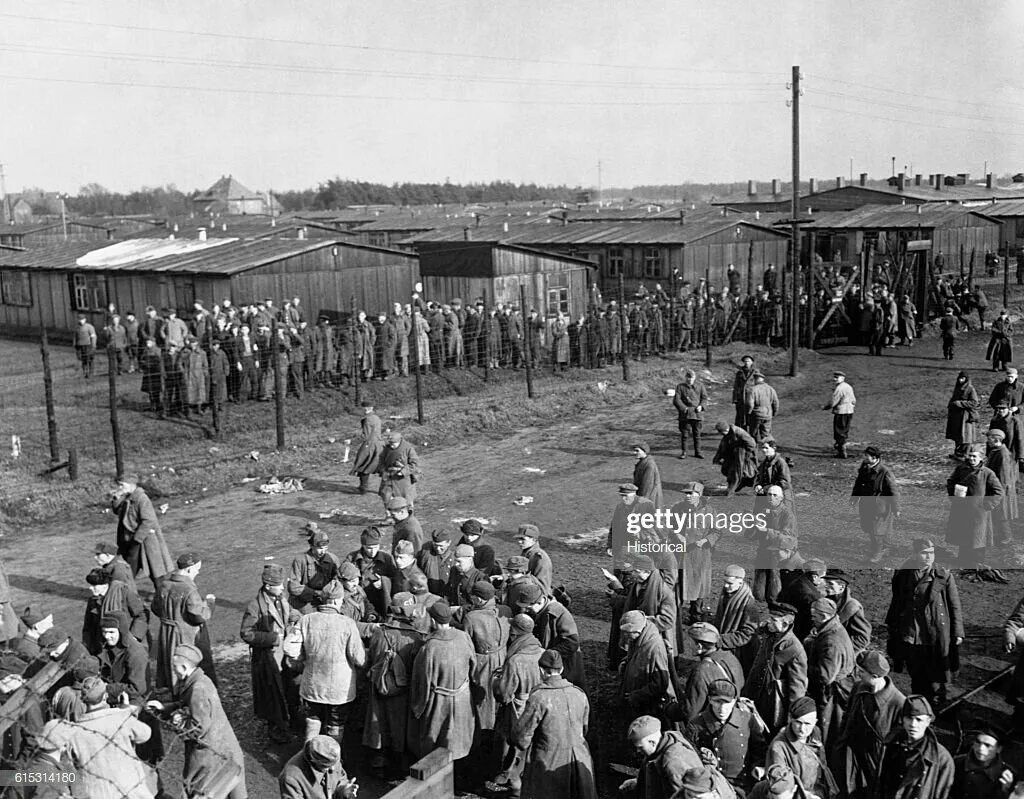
[158,503,169,514]
[328,437,337,444]
[450,517,499,526]
[522,467,547,474]
[240,477,258,483]
[166,467,176,474]
[249,450,260,461]
[388,415,405,420]
[877,429,896,435]
[512,496,534,506]
[795,492,810,497]
[208,447,220,454]
[319,508,348,519]
[259,477,304,495]
[564,528,607,548]
[665,389,675,397]
[597,381,609,394]
[263,556,275,560]
[523,448,532,455]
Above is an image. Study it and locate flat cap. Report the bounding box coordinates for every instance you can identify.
[80,676,107,705]
[902,694,934,718]
[338,563,360,582]
[618,483,639,495]
[393,540,414,557]
[789,695,817,719]
[308,530,330,546]
[764,765,798,796]
[833,370,846,377]
[768,602,799,618]
[176,552,200,569]
[714,421,730,433]
[913,538,935,553]
[460,519,483,536]
[803,558,827,575]
[20,606,48,627]
[360,526,383,544]
[619,610,647,633]
[389,592,416,616]
[680,481,704,494]
[173,643,203,667]
[631,554,655,571]
[305,735,341,769]
[857,650,890,677]
[724,564,746,579]
[516,524,540,540]
[428,602,453,625]
[455,544,476,558]
[708,679,738,699]
[516,583,544,607]
[538,649,563,670]
[688,622,720,644]
[506,555,529,572]
[93,542,117,555]
[386,497,409,511]
[432,529,451,542]
[825,568,850,584]
[626,715,662,744]
[811,597,837,615]
[471,581,495,601]
[631,442,650,454]
[987,428,1007,440]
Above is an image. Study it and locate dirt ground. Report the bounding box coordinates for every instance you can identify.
[5,325,1024,797]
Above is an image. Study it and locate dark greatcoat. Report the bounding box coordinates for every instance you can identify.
[208,347,229,404]
[622,569,677,653]
[180,346,209,405]
[416,542,454,598]
[945,462,1003,550]
[986,444,1019,524]
[743,627,809,732]
[952,752,1017,799]
[166,667,246,799]
[377,440,419,507]
[82,581,147,655]
[669,497,720,604]
[714,425,757,491]
[239,588,296,730]
[633,731,704,799]
[803,615,856,747]
[877,728,955,799]
[152,572,216,689]
[96,614,150,702]
[834,589,872,654]
[767,726,838,799]
[991,412,1024,461]
[885,564,964,683]
[493,632,543,743]
[945,379,980,444]
[669,649,745,725]
[512,675,598,799]
[832,677,907,799]
[378,317,398,373]
[778,572,823,642]
[712,583,762,673]
[852,461,901,541]
[351,412,383,477]
[115,487,174,585]
[362,617,423,754]
[619,621,676,718]
[633,455,663,508]
[410,626,476,760]
[463,600,510,731]
[532,599,586,688]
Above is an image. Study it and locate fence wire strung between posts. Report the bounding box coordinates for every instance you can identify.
[17,251,1024,486]
[0,644,240,798]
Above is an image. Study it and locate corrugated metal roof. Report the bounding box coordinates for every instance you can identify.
[0,220,113,235]
[128,218,302,240]
[975,200,1024,217]
[0,237,412,275]
[505,219,787,246]
[800,204,999,230]
[714,182,1024,208]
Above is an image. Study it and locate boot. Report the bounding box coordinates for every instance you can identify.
[679,434,687,459]
[304,716,322,742]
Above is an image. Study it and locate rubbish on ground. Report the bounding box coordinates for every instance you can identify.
[259,477,304,494]
[512,496,534,506]
[597,381,609,394]
[10,435,20,459]
[208,447,220,454]
[522,467,547,474]
[877,429,896,435]
[166,467,176,474]
[158,503,169,514]
[263,555,275,560]
[328,437,337,444]
[563,528,607,548]
[451,517,499,526]
[249,450,260,461]
[795,492,810,497]
[342,443,351,463]
[240,477,258,483]
[665,389,674,397]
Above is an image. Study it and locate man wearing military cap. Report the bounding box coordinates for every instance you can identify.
[499,555,543,613]
[766,696,837,799]
[410,602,476,765]
[777,558,826,641]
[952,724,1016,799]
[684,679,766,792]
[824,370,856,459]
[362,592,424,776]
[337,561,381,638]
[851,445,901,563]
[670,480,716,626]
[617,714,705,799]
[606,482,656,571]
[620,554,678,668]
[985,426,1018,547]
[804,596,856,748]
[241,563,302,742]
[346,526,396,618]
[279,735,359,798]
[291,578,366,746]
[744,603,808,734]
[391,540,425,595]
[93,541,138,593]
[631,441,664,507]
[516,524,552,596]
[417,528,454,597]
[989,399,1024,460]
[388,496,424,554]
[833,649,906,799]
[885,539,963,707]
[665,623,744,725]
[945,443,1004,568]
[447,543,491,611]
[512,649,597,799]
[617,610,676,720]
[988,367,1024,415]
[878,695,954,799]
[459,519,502,576]
[377,430,420,512]
[147,643,247,798]
[674,367,710,459]
[518,583,586,688]
[288,525,341,615]
[152,551,217,689]
[747,764,799,799]
[822,568,871,655]
[491,613,544,796]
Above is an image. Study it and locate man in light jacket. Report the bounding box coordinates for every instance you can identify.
[824,371,856,459]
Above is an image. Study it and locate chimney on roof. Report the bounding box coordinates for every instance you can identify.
[298,227,306,240]
[561,214,568,226]
[836,177,843,189]
[222,223,227,232]
[897,173,906,192]
[859,173,868,187]
[747,180,757,196]
[502,222,509,233]
[915,174,922,186]
[987,172,994,189]
[935,173,944,191]
[463,227,472,241]
[809,178,817,194]
[173,223,179,232]
[916,205,921,214]
[271,217,276,227]
[771,178,781,195]
[679,209,685,225]
[197,227,207,242]
[957,172,969,184]
[755,210,761,220]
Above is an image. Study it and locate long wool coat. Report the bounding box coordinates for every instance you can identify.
[533,599,585,688]
[831,677,906,798]
[633,455,663,508]
[986,444,1019,523]
[180,347,209,405]
[153,572,216,689]
[492,632,544,742]
[116,488,174,584]
[362,618,423,753]
[715,426,758,489]
[945,379,979,444]
[551,317,570,364]
[945,462,1003,549]
[712,583,762,673]
[410,627,476,759]
[462,601,510,732]
[351,413,383,477]
[378,440,419,506]
[669,497,721,603]
[239,588,296,729]
[885,565,964,683]
[619,621,676,718]
[512,676,598,799]
[743,627,808,731]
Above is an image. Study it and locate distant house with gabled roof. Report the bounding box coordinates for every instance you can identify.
[191,175,282,216]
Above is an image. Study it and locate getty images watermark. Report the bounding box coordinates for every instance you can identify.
[622,508,769,554]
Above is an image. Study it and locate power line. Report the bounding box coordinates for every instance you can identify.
[809,88,1014,126]
[803,100,1024,139]
[0,12,783,77]
[0,72,784,108]
[807,71,1024,113]
[0,42,782,93]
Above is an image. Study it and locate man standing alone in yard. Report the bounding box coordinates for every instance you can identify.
[824,371,856,459]
[674,369,708,459]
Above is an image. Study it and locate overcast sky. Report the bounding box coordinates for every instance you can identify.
[1,1,1021,195]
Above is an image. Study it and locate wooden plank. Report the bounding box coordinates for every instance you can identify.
[0,660,66,737]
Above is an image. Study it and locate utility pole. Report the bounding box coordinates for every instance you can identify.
[789,65,801,377]
[0,163,9,223]
[597,160,602,205]
[60,194,68,241]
